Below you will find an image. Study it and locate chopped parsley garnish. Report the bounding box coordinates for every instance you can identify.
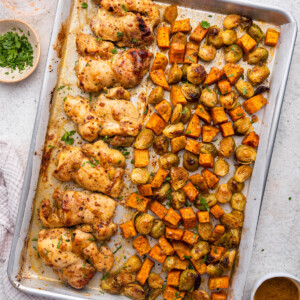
[200,21,210,29]
[101,273,109,280]
[61,129,76,145]
[48,145,54,149]
[144,107,148,115]
[227,74,234,78]
[205,83,212,93]
[89,92,92,101]
[81,2,88,8]
[97,37,102,42]
[117,32,123,38]
[242,87,248,95]
[57,85,65,90]
[288,197,292,201]
[166,189,172,200]
[57,236,62,249]
[184,255,192,259]
[182,108,188,114]
[186,55,195,63]
[214,246,217,253]
[113,245,122,254]
[133,38,138,43]
[32,238,38,241]
[82,161,96,168]
[201,254,207,264]
[200,197,210,212]
[241,74,245,79]
[165,177,171,181]
[111,48,117,54]
[208,15,212,18]
[122,4,128,12]
[88,238,95,242]
[186,130,192,134]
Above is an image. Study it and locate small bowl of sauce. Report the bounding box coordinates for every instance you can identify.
[251,273,300,300]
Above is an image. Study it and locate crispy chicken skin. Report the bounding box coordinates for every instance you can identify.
[53,141,125,198]
[64,87,142,141]
[76,49,152,92]
[38,228,114,289]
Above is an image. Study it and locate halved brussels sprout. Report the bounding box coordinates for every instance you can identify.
[195,193,217,209]
[207,26,224,49]
[220,249,236,269]
[163,256,189,271]
[233,117,252,136]
[219,137,236,158]
[115,271,135,286]
[123,284,145,300]
[101,275,122,294]
[200,142,218,158]
[148,273,163,289]
[247,64,270,86]
[222,29,237,45]
[231,193,247,211]
[147,288,162,300]
[123,255,143,273]
[216,184,232,204]
[220,213,239,228]
[232,210,244,227]
[168,63,183,84]
[171,190,186,209]
[247,47,269,65]
[180,106,192,124]
[134,129,154,149]
[181,64,188,81]
[235,80,254,99]
[187,64,207,85]
[216,228,240,248]
[148,86,164,105]
[224,44,243,63]
[233,165,253,182]
[235,145,257,164]
[192,290,210,300]
[179,270,197,291]
[247,23,265,42]
[200,88,218,108]
[198,45,217,62]
[181,83,201,101]
[130,168,149,185]
[152,182,171,202]
[163,123,185,139]
[206,264,224,277]
[223,14,241,29]
[134,213,154,235]
[198,222,213,241]
[183,152,199,172]
[214,158,229,177]
[191,241,210,260]
[220,91,238,109]
[170,167,189,191]
[172,32,187,45]
[159,153,180,169]
[227,177,245,193]
[186,101,198,110]
[171,104,182,124]
[153,135,169,155]
[150,219,166,239]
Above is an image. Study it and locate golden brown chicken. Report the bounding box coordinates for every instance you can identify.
[64,87,142,141]
[38,228,114,289]
[53,141,125,198]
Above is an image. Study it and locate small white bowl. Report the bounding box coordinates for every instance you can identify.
[0,19,40,83]
[251,272,300,299]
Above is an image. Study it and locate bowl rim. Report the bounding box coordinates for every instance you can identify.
[0,18,41,83]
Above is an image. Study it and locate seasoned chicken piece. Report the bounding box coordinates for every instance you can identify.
[53,141,125,198]
[64,87,142,141]
[76,33,114,57]
[77,223,118,241]
[38,228,114,289]
[76,49,152,92]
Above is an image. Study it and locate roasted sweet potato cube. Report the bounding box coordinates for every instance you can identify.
[150,201,168,219]
[146,113,167,135]
[169,43,185,63]
[164,4,178,24]
[182,182,199,202]
[163,286,185,300]
[185,139,201,154]
[166,227,184,240]
[171,136,187,153]
[218,80,232,95]
[171,19,191,34]
[210,204,225,219]
[242,94,267,114]
[189,174,209,193]
[190,22,209,42]
[196,211,210,223]
[149,244,167,263]
[199,153,214,168]
[201,169,219,189]
[242,131,260,148]
[184,42,199,64]
[202,125,220,142]
[185,114,201,138]
[195,104,212,124]
[164,208,182,227]
[219,122,235,137]
[136,258,154,285]
[172,241,192,260]
[223,63,244,85]
[151,168,169,188]
[134,149,149,167]
[236,33,257,53]
[138,184,153,196]
[191,258,207,275]
[155,99,172,123]
[265,28,280,47]
[211,107,228,125]
[159,236,175,255]
[157,27,170,49]
[133,236,151,256]
[152,52,168,71]
[126,193,150,212]
[228,106,246,122]
[208,276,229,290]
[203,67,225,86]
[210,246,227,262]
[209,225,225,243]
[181,230,199,245]
[179,207,197,229]
[170,85,187,106]
[120,220,137,238]
[150,69,170,91]
[167,270,181,286]
[211,291,227,300]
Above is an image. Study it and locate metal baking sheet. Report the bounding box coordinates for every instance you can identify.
[7,0,297,299]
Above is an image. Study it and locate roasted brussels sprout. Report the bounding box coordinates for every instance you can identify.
[198,45,217,62]
[170,167,189,191]
[198,222,213,241]
[216,228,240,248]
[200,142,218,158]
[219,137,236,158]
[183,152,199,172]
[220,213,239,228]
[163,255,189,271]
[195,193,217,209]
[206,264,224,277]
[101,275,122,294]
[223,14,241,29]
[216,184,232,204]
[191,241,210,260]
[168,63,183,84]
[185,101,198,110]
[233,117,252,135]
[159,153,180,169]
[222,29,237,45]
[231,193,247,211]
[181,83,201,101]
[148,86,164,105]
[153,135,169,155]
[123,284,145,300]
[181,64,189,81]
[248,23,265,42]
[200,88,218,108]
[187,64,207,85]
[131,168,149,185]
[227,177,245,193]
[172,32,187,45]
[147,288,162,300]
[232,210,244,227]
[163,4,178,23]
[134,129,154,149]
[171,190,186,209]
[247,64,270,86]
[179,270,197,291]
[150,219,166,239]
[148,273,163,289]
[220,249,236,269]
[254,85,270,96]
[247,47,269,65]
[134,213,154,235]
[235,79,254,99]
[224,44,243,63]
[163,123,185,139]
[180,106,192,124]
[152,182,171,202]
[220,91,238,109]
[192,290,210,300]
[171,104,182,124]
[233,165,253,182]
[214,158,229,177]
[123,255,143,273]
[207,26,224,49]
[235,145,257,164]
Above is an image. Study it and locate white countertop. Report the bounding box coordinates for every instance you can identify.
[0,0,299,299]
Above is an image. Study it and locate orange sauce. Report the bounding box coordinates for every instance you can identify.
[254,277,299,300]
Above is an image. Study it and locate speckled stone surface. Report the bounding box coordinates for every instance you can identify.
[0,0,299,299]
